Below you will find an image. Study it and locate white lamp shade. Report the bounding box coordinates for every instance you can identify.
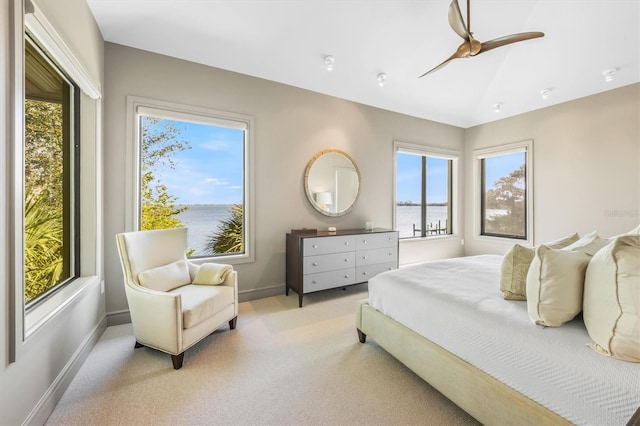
[316,192,333,205]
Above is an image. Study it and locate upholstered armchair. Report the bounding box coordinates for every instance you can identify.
[116,228,238,369]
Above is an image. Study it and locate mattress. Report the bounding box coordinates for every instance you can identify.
[367,255,640,425]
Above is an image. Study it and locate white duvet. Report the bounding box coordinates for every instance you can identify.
[368,255,640,425]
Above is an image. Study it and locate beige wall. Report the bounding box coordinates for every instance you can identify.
[464,83,640,255]
[0,0,104,424]
[103,42,466,320]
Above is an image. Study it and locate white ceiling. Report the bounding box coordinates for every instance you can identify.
[86,0,640,128]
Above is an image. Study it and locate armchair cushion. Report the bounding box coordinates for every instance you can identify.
[192,263,233,286]
[170,284,236,329]
[138,259,191,292]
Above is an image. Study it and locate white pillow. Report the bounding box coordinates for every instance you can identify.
[562,230,609,256]
[526,245,590,327]
[583,235,640,362]
[137,259,191,292]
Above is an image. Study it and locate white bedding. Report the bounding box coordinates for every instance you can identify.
[368,255,640,425]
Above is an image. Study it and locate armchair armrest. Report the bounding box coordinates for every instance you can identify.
[124,281,183,354]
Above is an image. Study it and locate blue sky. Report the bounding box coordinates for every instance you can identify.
[145,118,244,205]
[396,151,524,204]
[396,154,449,203]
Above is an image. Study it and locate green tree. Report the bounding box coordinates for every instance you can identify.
[205,204,244,255]
[485,164,525,235]
[140,117,190,230]
[24,99,65,302]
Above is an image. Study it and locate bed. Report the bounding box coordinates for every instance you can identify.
[355,255,640,426]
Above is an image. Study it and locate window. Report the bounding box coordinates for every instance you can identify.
[23,35,79,307]
[394,142,458,239]
[131,101,253,261]
[475,140,533,241]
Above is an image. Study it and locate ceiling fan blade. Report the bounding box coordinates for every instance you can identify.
[419,43,470,78]
[448,0,470,40]
[478,31,544,54]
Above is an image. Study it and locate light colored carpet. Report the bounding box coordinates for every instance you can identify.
[45,284,479,426]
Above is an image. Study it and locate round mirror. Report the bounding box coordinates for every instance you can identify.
[304,149,361,217]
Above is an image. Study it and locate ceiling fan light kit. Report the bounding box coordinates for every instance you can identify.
[419,0,544,78]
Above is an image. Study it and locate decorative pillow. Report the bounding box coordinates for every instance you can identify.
[192,263,233,286]
[562,230,608,256]
[625,225,640,235]
[137,259,191,292]
[583,235,640,362]
[500,233,579,300]
[526,245,590,327]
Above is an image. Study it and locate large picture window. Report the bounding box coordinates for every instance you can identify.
[134,104,252,259]
[394,142,458,239]
[24,35,79,307]
[475,140,533,241]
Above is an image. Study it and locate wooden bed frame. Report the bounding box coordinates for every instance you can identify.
[356,299,573,426]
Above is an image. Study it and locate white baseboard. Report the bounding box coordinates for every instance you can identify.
[24,316,107,426]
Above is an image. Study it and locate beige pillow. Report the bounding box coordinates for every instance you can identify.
[526,245,590,327]
[138,259,191,292]
[500,233,579,300]
[583,235,640,362]
[192,263,233,286]
[562,230,608,256]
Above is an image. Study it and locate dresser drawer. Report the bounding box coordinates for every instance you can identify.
[356,247,398,266]
[355,232,398,250]
[355,262,397,282]
[303,235,355,256]
[304,252,355,274]
[303,268,356,293]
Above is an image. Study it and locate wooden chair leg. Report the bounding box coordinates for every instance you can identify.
[171,353,185,370]
[134,341,144,349]
[229,316,237,330]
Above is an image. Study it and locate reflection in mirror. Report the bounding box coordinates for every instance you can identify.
[304,149,360,217]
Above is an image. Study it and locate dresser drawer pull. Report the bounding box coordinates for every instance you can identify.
[313,244,318,249]
[312,262,318,266]
[344,274,350,278]
[344,258,349,262]
[344,241,349,246]
[362,240,367,244]
[363,256,368,260]
[362,271,367,276]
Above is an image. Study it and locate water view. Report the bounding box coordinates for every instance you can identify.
[177,204,233,256]
[178,204,452,255]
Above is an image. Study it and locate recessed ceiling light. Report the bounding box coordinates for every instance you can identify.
[377,73,387,87]
[602,68,617,82]
[540,88,552,100]
[324,55,335,71]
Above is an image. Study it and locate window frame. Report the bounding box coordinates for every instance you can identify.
[393,140,460,241]
[125,96,255,264]
[473,140,534,245]
[9,0,103,362]
[23,34,81,308]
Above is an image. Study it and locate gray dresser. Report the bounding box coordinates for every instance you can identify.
[286,229,399,307]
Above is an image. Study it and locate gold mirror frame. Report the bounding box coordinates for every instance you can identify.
[304,149,361,217]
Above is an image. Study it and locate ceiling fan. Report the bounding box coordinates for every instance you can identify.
[419,0,544,77]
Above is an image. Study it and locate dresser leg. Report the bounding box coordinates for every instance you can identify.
[298,293,303,308]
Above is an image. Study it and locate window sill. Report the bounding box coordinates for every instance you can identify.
[25,275,100,338]
[400,234,460,243]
